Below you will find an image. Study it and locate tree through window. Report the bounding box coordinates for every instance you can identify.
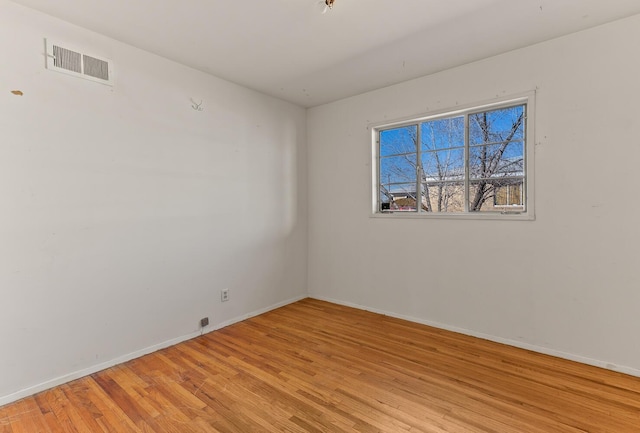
[376,100,529,216]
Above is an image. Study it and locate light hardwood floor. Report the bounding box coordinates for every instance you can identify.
[2,298,640,432]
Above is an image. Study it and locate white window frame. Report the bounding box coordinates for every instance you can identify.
[370,92,535,220]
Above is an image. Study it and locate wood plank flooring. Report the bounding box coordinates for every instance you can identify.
[2,298,640,432]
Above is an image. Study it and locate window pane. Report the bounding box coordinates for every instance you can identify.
[469,142,524,180]
[381,154,417,184]
[422,181,465,213]
[469,105,525,146]
[384,183,418,212]
[380,125,418,157]
[421,149,464,181]
[421,116,464,151]
[469,178,525,212]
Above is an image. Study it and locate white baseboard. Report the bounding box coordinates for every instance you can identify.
[310,295,640,379]
[0,295,306,407]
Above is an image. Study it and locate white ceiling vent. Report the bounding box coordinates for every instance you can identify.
[45,39,113,86]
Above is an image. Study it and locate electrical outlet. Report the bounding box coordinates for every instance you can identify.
[221,288,229,302]
[200,317,209,328]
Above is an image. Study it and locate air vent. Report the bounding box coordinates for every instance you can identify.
[82,55,110,81]
[46,39,113,86]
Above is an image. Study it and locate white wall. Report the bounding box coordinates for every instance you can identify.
[0,1,307,403]
[308,15,640,375]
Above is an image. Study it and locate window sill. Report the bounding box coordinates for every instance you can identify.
[370,211,535,221]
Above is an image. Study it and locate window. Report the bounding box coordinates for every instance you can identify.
[373,96,533,219]
[494,184,523,207]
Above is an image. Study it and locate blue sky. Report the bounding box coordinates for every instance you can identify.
[380,104,525,188]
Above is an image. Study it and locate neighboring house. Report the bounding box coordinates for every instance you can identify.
[385,193,428,211]
[384,178,524,213]
[382,155,524,213]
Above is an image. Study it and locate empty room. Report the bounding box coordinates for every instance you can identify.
[2,0,640,431]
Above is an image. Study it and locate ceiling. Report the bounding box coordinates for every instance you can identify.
[9,0,640,107]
